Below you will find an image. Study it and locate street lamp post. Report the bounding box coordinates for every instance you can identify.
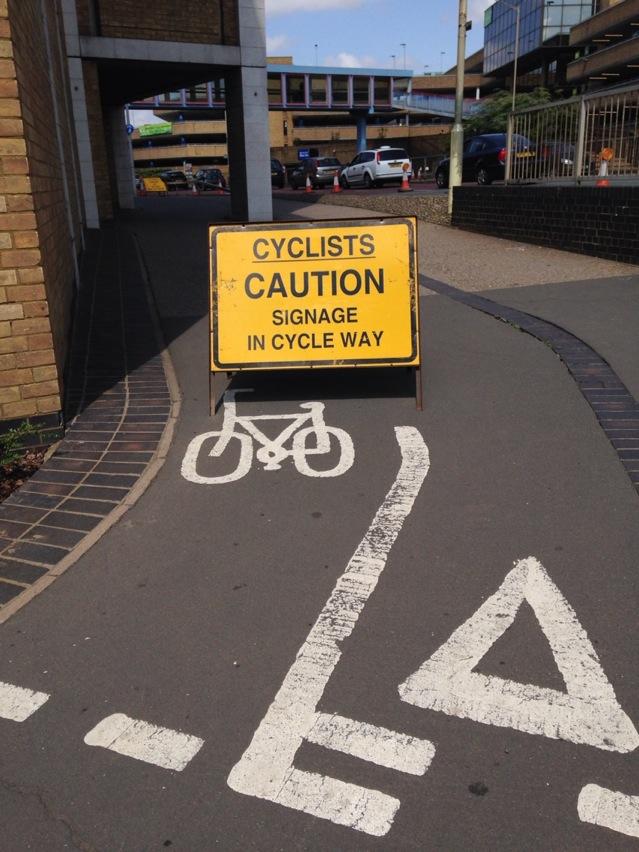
[440,51,446,73]
[391,54,396,69]
[400,43,407,70]
[502,1,521,112]
[448,0,468,216]
[314,43,318,65]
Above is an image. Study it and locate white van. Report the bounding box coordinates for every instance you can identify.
[339,146,412,188]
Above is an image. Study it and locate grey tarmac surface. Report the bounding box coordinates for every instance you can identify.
[0,198,637,851]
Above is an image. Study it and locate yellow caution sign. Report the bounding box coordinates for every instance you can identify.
[209,217,419,371]
[142,176,167,193]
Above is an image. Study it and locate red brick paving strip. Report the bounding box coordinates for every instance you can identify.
[0,225,172,609]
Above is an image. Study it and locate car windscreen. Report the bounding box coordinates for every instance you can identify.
[377,149,408,161]
[316,158,340,166]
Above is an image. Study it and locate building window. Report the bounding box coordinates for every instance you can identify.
[286,74,305,104]
[187,83,208,103]
[374,77,391,105]
[310,76,327,104]
[331,75,348,104]
[353,75,369,104]
[267,75,282,105]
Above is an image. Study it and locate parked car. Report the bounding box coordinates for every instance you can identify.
[271,158,286,188]
[434,133,535,187]
[339,146,412,188]
[194,168,227,191]
[288,157,342,189]
[160,170,189,191]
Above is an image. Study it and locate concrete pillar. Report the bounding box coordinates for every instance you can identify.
[108,107,136,210]
[356,114,367,152]
[61,0,100,229]
[225,0,271,222]
[226,66,272,222]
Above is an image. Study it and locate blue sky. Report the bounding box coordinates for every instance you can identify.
[266,0,492,72]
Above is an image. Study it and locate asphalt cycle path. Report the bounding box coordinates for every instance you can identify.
[0,198,637,850]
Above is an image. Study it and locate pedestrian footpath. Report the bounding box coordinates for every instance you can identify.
[0,225,176,620]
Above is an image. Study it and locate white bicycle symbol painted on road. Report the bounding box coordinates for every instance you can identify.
[181,390,355,484]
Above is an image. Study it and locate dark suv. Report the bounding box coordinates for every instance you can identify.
[435,133,535,187]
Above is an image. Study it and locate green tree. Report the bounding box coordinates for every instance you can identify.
[464,88,552,136]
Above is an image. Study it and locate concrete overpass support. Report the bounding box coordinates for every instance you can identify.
[226,0,271,222]
[356,113,367,152]
[226,65,272,222]
[108,108,136,211]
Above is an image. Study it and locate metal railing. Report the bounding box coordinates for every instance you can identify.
[506,81,639,184]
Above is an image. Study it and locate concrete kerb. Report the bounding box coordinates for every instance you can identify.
[0,231,182,625]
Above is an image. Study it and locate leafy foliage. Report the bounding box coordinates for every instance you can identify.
[0,421,36,466]
[464,88,553,136]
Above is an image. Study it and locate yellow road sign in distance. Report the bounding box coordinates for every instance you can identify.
[209,217,419,371]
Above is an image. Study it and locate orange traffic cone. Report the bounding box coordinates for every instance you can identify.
[305,175,313,194]
[398,170,413,193]
[214,179,225,195]
[191,182,199,196]
[595,160,610,188]
[332,173,342,193]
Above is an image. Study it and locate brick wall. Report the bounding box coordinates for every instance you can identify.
[452,185,639,265]
[76,0,239,45]
[0,0,82,427]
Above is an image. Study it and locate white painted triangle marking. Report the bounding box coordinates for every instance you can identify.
[398,557,639,753]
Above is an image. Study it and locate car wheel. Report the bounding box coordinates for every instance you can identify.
[363,172,373,189]
[435,169,448,189]
[339,174,349,189]
[476,167,492,186]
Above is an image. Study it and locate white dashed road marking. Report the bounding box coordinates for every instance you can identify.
[578,784,639,839]
[0,680,49,722]
[84,713,204,771]
[399,556,638,753]
[228,426,431,836]
[307,713,435,776]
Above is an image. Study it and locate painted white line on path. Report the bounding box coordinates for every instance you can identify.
[0,680,49,722]
[84,713,204,771]
[307,713,435,776]
[399,557,639,753]
[227,427,431,837]
[578,784,639,839]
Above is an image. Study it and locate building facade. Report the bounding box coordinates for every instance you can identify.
[484,0,595,87]
[0,0,270,436]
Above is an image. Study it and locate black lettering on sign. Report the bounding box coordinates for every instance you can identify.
[340,330,385,347]
[247,334,265,351]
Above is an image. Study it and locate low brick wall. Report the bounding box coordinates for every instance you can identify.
[452,185,639,265]
[318,191,450,226]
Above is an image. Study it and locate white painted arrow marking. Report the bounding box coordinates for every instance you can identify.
[578,784,639,839]
[84,713,203,771]
[0,680,49,722]
[399,557,638,753]
[227,427,432,836]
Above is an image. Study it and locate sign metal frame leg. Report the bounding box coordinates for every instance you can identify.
[415,365,423,411]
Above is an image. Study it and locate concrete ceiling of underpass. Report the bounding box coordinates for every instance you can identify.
[97,58,225,106]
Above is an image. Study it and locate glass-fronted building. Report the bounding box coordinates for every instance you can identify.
[484,0,595,77]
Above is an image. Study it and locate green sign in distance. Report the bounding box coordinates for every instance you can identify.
[138,123,172,138]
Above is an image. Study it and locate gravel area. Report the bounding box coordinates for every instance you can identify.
[317,192,449,226]
[277,197,639,293]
